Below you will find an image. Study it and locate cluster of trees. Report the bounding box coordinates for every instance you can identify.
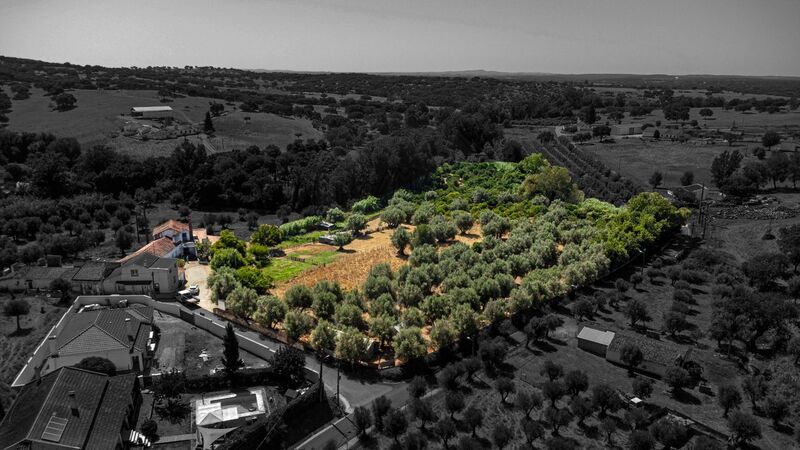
[539,137,642,205]
[0,88,10,122]
[0,186,149,269]
[351,349,740,450]
[205,227,284,299]
[710,145,800,196]
[210,156,685,363]
[679,245,800,363]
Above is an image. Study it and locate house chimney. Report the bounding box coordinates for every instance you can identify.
[48,335,58,356]
[125,317,134,341]
[68,391,79,416]
[188,218,194,242]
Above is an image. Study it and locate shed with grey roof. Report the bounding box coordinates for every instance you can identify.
[577,326,616,356]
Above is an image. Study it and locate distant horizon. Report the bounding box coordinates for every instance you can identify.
[3,53,800,80]
[1,0,799,77]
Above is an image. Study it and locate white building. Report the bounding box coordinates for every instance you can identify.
[39,302,155,377]
[130,106,173,119]
[106,253,182,296]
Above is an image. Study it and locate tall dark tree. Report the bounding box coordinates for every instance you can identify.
[710,150,743,188]
[4,299,30,333]
[761,131,781,149]
[620,344,644,376]
[221,323,244,381]
[717,385,742,417]
[115,228,132,256]
[204,111,215,134]
[649,171,663,190]
[579,106,597,124]
[271,345,305,384]
[54,93,77,111]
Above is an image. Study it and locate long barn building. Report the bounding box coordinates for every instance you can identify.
[130,106,173,118]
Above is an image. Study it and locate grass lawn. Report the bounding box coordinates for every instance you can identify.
[278,230,327,248]
[263,248,342,284]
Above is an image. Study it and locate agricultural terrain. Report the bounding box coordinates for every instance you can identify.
[2,87,320,159]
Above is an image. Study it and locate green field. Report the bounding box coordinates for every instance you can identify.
[263,249,341,283]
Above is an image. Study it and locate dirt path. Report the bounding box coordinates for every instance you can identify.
[184,262,214,310]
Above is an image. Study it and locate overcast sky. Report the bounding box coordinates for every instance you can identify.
[1,0,798,76]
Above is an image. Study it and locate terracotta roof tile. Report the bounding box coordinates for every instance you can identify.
[117,237,176,264]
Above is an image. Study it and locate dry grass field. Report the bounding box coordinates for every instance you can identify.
[579,139,740,188]
[4,88,321,158]
[206,110,322,151]
[642,107,800,131]
[271,219,483,298]
[5,88,217,146]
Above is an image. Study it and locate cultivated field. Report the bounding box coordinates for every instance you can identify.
[579,139,739,188]
[578,107,800,189]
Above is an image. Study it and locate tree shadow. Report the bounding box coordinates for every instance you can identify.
[524,344,544,356]
[546,336,567,347]
[665,334,694,345]
[532,340,558,353]
[773,422,794,435]
[8,328,32,337]
[672,389,702,405]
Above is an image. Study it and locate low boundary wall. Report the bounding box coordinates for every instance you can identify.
[13,295,318,387]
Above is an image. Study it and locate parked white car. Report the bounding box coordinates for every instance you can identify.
[189,284,200,296]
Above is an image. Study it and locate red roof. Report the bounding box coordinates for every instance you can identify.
[152,219,190,237]
[117,237,176,263]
